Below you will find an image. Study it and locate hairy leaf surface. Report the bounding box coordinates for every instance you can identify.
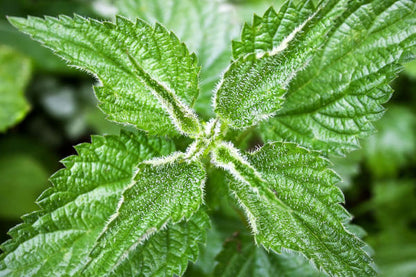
[0,132,174,275]
[0,132,206,276]
[214,233,324,277]
[232,0,416,154]
[110,209,209,277]
[0,45,31,132]
[3,1,409,276]
[9,15,201,136]
[211,142,375,276]
[84,153,206,275]
[214,0,326,129]
[115,0,238,118]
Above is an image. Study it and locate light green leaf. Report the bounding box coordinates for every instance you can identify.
[0,45,31,132]
[0,131,178,276]
[211,141,375,276]
[233,0,416,154]
[214,233,324,277]
[109,209,210,277]
[84,153,206,275]
[8,15,201,137]
[114,0,239,118]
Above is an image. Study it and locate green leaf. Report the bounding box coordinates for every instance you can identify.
[84,152,206,275]
[109,209,210,277]
[232,1,316,60]
[114,0,239,119]
[8,15,201,137]
[214,54,287,128]
[0,131,177,276]
[214,233,324,277]
[211,141,375,276]
[0,44,31,132]
[233,0,416,154]
[214,0,318,129]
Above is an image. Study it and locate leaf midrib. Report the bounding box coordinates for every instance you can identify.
[276,2,415,117]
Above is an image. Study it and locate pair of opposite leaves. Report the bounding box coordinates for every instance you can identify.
[2,0,416,276]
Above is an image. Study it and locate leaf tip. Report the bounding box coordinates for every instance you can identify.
[7,16,26,29]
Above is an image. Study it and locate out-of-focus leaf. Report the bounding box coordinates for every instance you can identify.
[0,0,97,18]
[185,214,248,277]
[204,166,239,218]
[365,180,416,277]
[404,59,416,78]
[363,106,416,178]
[0,136,56,219]
[0,155,48,219]
[185,221,226,276]
[214,233,324,277]
[0,44,31,132]
[331,151,363,190]
[375,242,416,277]
[0,0,99,74]
[372,180,416,231]
[0,22,72,73]
[32,76,122,137]
[228,0,282,22]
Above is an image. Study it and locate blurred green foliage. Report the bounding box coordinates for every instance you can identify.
[0,0,415,276]
[0,137,53,218]
[0,45,31,131]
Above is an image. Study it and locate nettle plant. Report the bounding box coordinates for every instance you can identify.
[1,0,415,276]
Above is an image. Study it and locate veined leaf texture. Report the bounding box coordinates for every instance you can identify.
[2,0,416,276]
